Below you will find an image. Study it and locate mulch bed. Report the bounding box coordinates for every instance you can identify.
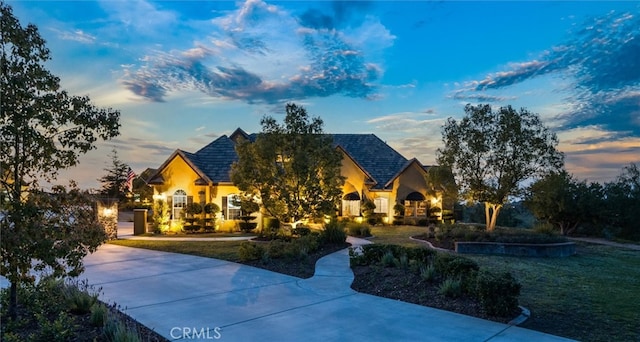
[241,242,350,278]
[350,265,521,324]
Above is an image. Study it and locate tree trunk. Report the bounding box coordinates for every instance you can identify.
[485,202,502,231]
[8,280,17,320]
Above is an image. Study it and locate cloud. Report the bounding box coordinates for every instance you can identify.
[367,112,445,133]
[450,91,515,103]
[455,10,640,136]
[121,0,393,104]
[51,28,96,44]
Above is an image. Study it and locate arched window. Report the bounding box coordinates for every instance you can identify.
[173,189,187,220]
[342,192,361,217]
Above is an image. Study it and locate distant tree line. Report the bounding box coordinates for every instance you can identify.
[525,163,640,241]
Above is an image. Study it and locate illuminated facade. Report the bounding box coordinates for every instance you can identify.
[147,128,446,229]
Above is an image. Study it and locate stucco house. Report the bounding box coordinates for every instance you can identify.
[146,128,445,229]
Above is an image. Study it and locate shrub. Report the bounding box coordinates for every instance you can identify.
[184,202,203,216]
[434,253,479,278]
[63,285,98,315]
[392,219,404,225]
[267,240,289,259]
[406,247,436,265]
[90,303,108,327]
[394,253,409,270]
[417,218,429,226]
[103,318,142,342]
[438,277,462,298]
[475,270,521,316]
[238,242,265,261]
[321,219,347,244]
[420,264,436,282]
[292,226,311,236]
[32,311,75,342]
[239,221,258,232]
[381,250,396,267]
[346,222,372,237]
[533,222,556,235]
[295,235,320,253]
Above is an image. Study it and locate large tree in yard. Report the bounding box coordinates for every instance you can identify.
[231,103,344,223]
[1,3,120,319]
[437,104,563,231]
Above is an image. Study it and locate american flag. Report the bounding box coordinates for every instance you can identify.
[126,168,136,192]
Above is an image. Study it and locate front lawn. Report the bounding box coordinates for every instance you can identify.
[364,225,640,342]
[467,243,640,342]
[109,235,348,279]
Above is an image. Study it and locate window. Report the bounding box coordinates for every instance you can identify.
[224,194,241,220]
[373,197,388,215]
[172,189,187,220]
[342,200,360,217]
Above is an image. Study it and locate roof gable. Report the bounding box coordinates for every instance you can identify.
[331,134,409,189]
[192,135,238,183]
[147,150,212,185]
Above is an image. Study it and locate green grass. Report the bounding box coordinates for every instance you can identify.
[137,232,255,238]
[369,225,429,247]
[466,243,640,342]
[109,240,244,262]
[363,225,640,341]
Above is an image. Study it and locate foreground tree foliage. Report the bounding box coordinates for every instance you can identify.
[0,3,120,319]
[437,104,563,231]
[231,103,344,223]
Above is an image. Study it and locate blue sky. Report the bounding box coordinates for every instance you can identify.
[9,0,640,189]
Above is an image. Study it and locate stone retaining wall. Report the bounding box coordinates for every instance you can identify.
[455,241,576,257]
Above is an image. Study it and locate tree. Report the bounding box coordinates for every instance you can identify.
[0,3,120,319]
[525,171,602,235]
[437,104,563,231]
[132,168,154,205]
[604,163,640,240]
[425,165,458,220]
[231,103,344,223]
[97,149,130,201]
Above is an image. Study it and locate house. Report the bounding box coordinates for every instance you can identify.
[146,128,445,229]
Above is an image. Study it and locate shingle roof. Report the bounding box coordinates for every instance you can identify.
[187,136,239,183]
[331,134,408,189]
[173,130,412,188]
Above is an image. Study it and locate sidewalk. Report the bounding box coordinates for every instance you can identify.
[79,234,575,341]
[116,222,255,242]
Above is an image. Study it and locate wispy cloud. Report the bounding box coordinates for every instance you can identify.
[454,10,640,136]
[367,112,445,133]
[51,28,96,44]
[121,0,394,104]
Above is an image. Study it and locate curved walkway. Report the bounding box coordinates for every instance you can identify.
[116,222,255,242]
[79,233,573,341]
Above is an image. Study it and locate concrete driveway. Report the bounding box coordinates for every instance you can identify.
[80,243,574,342]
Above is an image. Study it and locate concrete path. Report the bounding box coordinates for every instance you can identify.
[117,222,255,242]
[569,237,640,251]
[80,237,574,341]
